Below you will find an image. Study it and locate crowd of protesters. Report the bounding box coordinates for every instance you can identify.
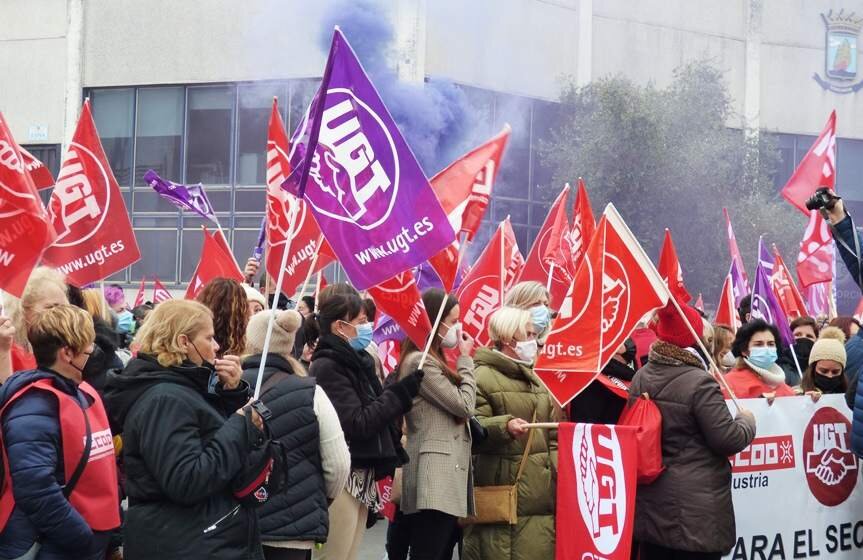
[0,190,862,560]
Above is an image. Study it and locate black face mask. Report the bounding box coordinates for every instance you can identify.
[793,338,815,363]
[79,346,103,381]
[621,339,637,366]
[191,343,219,394]
[814,373,844,394]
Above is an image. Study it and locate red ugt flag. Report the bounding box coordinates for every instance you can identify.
[557,423,638,560]
[132,277,147,308]
[457,218,524,347]
[658,229,691,303]
[797,210,834,288]
[266,99,333,298]
[519,185,572,309]
[781,111,836,214]
[0,112,54,296]
[185,227,245,299]
[152,277,173,304]
[771,248,807,320]
[18,146,55,190]
[723,207,749,293]
[715,271,741,332]
[534,204,668,406]
[41,101,140,286]
[568,178,596,277]
[367,270,432,349]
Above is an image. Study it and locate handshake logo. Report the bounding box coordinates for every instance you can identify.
[803,407,859,506]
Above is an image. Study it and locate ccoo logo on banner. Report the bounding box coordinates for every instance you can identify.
[724,395,863,559]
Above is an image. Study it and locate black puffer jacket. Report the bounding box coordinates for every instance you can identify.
[241,354,328,544]
[308,334,413,478]
[103,354,263,560]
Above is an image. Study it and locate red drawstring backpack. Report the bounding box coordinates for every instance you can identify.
[618,392,664,484]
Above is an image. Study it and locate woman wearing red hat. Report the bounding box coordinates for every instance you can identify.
[724,319,796,400]
[630,301,756,559]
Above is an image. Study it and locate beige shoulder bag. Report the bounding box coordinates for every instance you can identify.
[460,410,537,525]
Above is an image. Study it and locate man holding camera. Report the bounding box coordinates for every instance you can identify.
[816,188,863,456]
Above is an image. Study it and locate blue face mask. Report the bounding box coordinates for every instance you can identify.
[348,322,374,351]
[530,305,551,331]
[747,346,778,370]
[117,310,134,334]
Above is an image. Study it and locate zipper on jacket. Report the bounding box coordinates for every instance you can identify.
[203,505,240,534]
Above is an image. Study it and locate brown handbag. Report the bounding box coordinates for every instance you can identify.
[460,411,537,526]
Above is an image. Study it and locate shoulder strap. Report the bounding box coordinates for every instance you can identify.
[261,370,292,395]
[63,393,92,498]
[514,409,538,485]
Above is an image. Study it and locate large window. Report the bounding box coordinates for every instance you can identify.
[90,88,134,186]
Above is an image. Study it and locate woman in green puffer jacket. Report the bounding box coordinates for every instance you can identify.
[462,306,559,560]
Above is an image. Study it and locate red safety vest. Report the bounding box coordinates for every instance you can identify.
[0,378,120,531]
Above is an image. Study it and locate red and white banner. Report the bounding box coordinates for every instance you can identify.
[781,111,836,215]
[568,178,596,278]
[534,204,668,406]
[152,278,173,304]
[519,185,572,309]
[132,277,146,307]
[266,99,333,298]
[797,211,835,289]
[658,228,692,303]
[19,146,55,190]
[41,101,140,286]
[772,248,808,320]
[543,185,573,275]
[185,227,245,299]
[724,395,863,559]
[723,207,750,293]
[715,272,742,332]
[368,270,432,349]
[456,218,524,347]
[428,126,510,291]
[557,423,638,560]
[0,112,54,296]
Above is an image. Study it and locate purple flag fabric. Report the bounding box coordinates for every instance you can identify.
[729,259,749,307]
[758,237,775,277]
[373,312,406,345]
[805,282,831,317]
[144,170,219,225]
[751,264,794,345]
[281,28,455,290]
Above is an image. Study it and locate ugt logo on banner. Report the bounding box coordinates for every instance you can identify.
[803,407,858,507]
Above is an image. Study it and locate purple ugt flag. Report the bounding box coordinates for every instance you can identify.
[281,28,455,290]
[373,313,406,346]
[144,170,220,225]
[751,264,794,346]
[729,259,749,307]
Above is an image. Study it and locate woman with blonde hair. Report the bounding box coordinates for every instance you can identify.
[504,281,553,343]
[196,278,249,357]
[104,299,264,560]
[0,304,120,559]
[1,266,68,375]
[463,306,558,560]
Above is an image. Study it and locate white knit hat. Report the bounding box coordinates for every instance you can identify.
[809,326,847,368]
[242,283,268,310]
[246,309,302,356]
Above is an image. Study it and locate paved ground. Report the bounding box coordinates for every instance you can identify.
[357,522,387,560]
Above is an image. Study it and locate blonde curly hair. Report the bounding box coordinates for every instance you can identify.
[134,300,213,367]
[2,266,68,349]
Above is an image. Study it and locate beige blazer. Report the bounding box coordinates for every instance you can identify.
[399,352,476,518]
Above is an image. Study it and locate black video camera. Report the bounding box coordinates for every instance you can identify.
[805,187,841,211]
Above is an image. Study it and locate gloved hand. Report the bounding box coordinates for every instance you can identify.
[390,369,425,407]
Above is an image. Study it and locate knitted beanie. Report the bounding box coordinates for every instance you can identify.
[808,326,847,368]
[246,309,302,356]
[653,300,703,348]
[242,283,268,310]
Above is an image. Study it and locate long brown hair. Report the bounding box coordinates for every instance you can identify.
[398,288,460,384]
[196,278,248,357]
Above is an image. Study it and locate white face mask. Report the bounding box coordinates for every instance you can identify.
[721,352,736,368]
[514,339,539,363]
[440,322,460,349]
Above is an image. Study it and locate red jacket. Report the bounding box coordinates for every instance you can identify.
[723,367,796,399]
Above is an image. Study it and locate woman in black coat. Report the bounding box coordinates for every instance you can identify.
[308,286,423,560]
[104,299,264,560]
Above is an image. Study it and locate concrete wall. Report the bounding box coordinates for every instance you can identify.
[3,0,863,147]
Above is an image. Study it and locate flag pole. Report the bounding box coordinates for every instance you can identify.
[419,231,468,370]
[499,219,507,306]
[252,215,296,400]
[293,234,325,306]
[546,262,555,292]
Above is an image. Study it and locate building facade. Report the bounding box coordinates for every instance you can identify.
[2,0,863,286]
